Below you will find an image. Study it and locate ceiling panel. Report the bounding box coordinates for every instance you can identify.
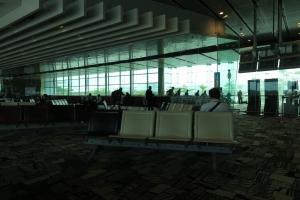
[1,0,300,74]
[174,0,214,17]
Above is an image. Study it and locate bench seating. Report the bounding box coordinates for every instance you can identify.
[24,105,49,126]
[86,110,122,159]
[1,102,19,106]
[0,105,89,132]
[85,110,237,170]
[0,106,22,126]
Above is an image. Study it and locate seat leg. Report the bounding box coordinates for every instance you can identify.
[212,152,217,171]
[89,145,99,160]
[89,145,105,160]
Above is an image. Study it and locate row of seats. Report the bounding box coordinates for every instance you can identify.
[0,104,96,129]
[0,102,36,106]
[0,99,69,106]
[160,102,194,111]
[87,110,236,144]
[170,96,210,104]
[85,110,236,170]
[52,99,68,105]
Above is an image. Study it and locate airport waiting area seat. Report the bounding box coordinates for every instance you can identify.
[111,110,156,139]
[85,110,237,170]
[194,112,237,144]
[151,111,193,141]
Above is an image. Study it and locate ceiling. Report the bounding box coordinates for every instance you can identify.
[154,0,300,45]
[0,0,299,75]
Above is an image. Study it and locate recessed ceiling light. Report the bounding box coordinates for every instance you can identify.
[219,12,224,15]
[248,40,251,42]
[223,15,228,19]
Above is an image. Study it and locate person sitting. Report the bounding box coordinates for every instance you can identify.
[95,94,102,104]
[123,92,132,106]
[84,93,94,105]
[200,88,231,112]
[40,94,48,105]
[36,96,41,104]
[111,87,124,109]
[195,90,200,96]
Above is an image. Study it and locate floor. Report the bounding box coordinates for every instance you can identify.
[0,113,300,200]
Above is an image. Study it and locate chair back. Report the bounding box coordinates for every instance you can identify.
[182,104,193,111]
[88,110,121,136]
[194,111,235,143]
[167,103,176,111]
[19,102,36,106]
[103,100,109,109]
[119,110,156,138]
[1,102,19,106]
[155,111,193,141]
[174,103,184,111]
[0,106,22,123]
[24,105,49,123]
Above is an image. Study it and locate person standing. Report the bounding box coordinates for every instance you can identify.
[200,88,231,112]
[185,89,189,96]
[237,90,242,104]
[145,86,154,110]
[195,90,200,96]
[166,87,174,96]
[175,89,181,97]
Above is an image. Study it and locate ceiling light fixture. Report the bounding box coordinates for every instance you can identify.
[219,12,224,15]
[223,15,228,19]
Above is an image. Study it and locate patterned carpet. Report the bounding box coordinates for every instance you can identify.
[0,114,300,200]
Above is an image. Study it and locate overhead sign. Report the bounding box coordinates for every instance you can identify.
[214,72,220,88]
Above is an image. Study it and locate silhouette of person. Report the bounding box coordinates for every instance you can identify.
[145,86,154,110]
[166,87,174,96]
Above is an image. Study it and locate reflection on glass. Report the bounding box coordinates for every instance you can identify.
[247,80,261,115]
[264,79,278,116]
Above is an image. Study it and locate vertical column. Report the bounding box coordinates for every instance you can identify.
[158,61,164,96]
[104,50,108,95]
[129,47,134,94]
[157,39,164,96]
